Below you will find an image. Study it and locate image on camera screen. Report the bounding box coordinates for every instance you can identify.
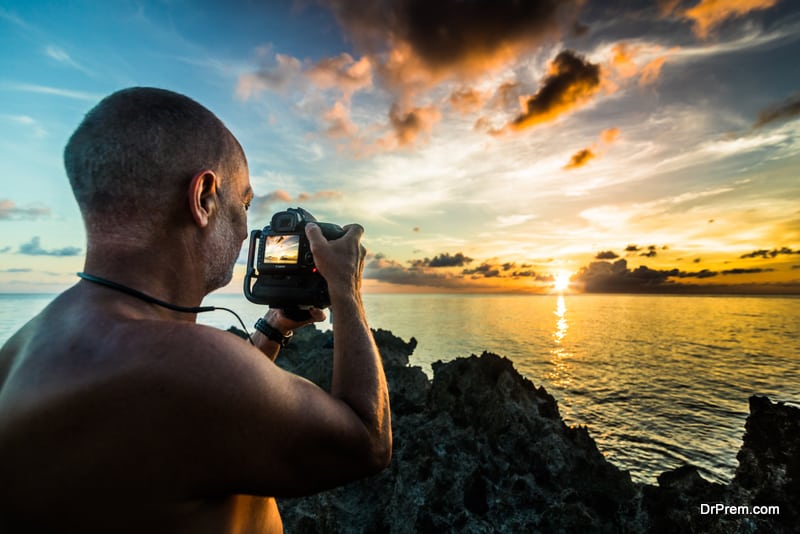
[263,234,300,265]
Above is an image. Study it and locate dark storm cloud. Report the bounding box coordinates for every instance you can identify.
[754,92,800,128]
[595,250,619,260]
[0,199,51,220]
[625,244,641,254]
[320,0,579,75]
[740,247,799,259]
[18,236,81,257]
[510,50,601,130]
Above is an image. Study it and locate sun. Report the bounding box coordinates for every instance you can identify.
[554,271,571,292]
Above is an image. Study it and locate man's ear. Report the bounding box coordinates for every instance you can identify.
[188,170,219,228]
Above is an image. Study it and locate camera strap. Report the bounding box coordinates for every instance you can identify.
[76,272,254,345]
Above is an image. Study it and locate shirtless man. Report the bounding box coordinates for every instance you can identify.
[0,87,391,533]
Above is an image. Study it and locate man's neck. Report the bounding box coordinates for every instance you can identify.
[82,238,209,315]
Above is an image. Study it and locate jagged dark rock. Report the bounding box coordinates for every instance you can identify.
[270,325,798,533]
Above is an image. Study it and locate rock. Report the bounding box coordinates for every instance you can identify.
[269,326,799,533]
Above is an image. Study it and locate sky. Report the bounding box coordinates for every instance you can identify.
[1,0,799,295]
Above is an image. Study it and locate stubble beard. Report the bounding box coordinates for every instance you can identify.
[205,211,243,294]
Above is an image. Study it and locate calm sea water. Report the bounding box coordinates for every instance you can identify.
[2,292,798,484]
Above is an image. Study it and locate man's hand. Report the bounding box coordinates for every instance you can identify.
[304,222,366,300]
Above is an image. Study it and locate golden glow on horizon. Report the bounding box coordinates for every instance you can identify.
[554,271,571,292]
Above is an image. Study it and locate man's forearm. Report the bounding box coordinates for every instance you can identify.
[329,290,391,459]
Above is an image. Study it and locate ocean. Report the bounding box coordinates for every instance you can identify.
[1,292,798,485]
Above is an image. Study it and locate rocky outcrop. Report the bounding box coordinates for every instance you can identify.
[274,326,799,533]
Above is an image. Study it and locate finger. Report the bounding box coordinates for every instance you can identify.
[342,223,364,239]
[304,222,327,252]
[308,307,327,323]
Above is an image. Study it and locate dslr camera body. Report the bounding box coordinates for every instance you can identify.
[244,207,345,319]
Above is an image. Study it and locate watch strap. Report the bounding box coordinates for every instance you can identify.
[254,317,293,347]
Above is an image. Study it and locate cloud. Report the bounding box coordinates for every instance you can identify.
[384,103,441,147]
[463,263,501,278]
[595,250,619,260]
[44,45,94,77]
[600,127,621,144]
[236,53,304,99]
[510,50,601,130]
[563,126,620,170]
[605,41,678,89]
[412,252,474,268]
[2,268,32,273]
[1,114,47,137]
[321,0,578,84]
[495,214,536,227]
[448,87,487,114]
[753,92,800,128]
[683,0,782,39]
[564,147,596,170]
[740,247,799,259]
[250,189,343,215]
[365,253,466,288]
[721,267,775,275]
[0,199,50,220]
[306,53,373,99]
[18,236,81,257]
[1,82,101,102]
[640,245,658,258]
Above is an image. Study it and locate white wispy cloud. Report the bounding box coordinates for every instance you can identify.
[1,82,101,102]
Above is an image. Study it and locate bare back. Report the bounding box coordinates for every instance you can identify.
[0,286,283,533]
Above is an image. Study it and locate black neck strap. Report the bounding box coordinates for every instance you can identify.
[76,272,254,344]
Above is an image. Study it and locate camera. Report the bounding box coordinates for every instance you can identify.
[244,207,345,319]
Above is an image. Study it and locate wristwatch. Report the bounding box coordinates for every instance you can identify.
[254,317,293,347]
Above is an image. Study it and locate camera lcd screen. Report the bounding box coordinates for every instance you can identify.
[263,235,300,265]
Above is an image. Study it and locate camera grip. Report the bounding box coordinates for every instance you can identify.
[282,307,312,322]
[316,222,346,241]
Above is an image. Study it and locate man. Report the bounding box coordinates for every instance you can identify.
[0,87,391,532]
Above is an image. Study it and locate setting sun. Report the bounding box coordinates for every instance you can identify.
[554,272,571,292]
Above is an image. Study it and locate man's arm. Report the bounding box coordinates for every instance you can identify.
[305,223,392,470]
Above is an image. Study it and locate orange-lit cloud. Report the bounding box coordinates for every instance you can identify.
[510,50,602,131]
[384,103,441,147]
[251,189,341,214]
[448,88,487,114]
[609,43,639,79]
[606,42,678,89]
[323,101,358,138]
[564,148,596,170]
[683,0,781,39]
[563,127,620,170]
[306,53,373,99]
[600,127,620,144]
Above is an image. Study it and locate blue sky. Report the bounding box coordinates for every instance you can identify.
[2,0,799,294]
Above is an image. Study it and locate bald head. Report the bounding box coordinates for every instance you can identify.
[64,87,247,235]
